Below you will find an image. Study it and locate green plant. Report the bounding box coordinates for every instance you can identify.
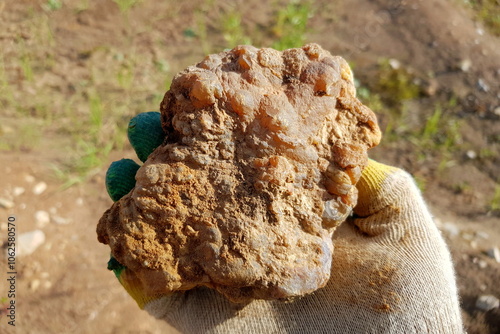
[422,104,442,141]
[376,59,421,107]
[453,181,471,194]
[89,91,103,136]
[20,49,34,82]
[221,10,252,48]
[464,0,500,36]
[489,184,500,212]
[356,84,384,113]
[43,0,62,11]
[420,104,462,153]
[0,56,14,109]
[113,0,140,13]
[76,0,90,12]
[272,0,313,50]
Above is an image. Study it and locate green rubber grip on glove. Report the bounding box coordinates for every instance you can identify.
[107,256,126,279]
[128,111,165,162]
[105,159,140,202]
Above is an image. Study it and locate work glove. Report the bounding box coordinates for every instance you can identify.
[103,112,464,334]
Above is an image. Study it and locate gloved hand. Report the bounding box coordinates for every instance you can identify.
[104,112,464,334]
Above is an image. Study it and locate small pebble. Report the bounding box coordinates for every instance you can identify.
[476,295,499,311]
[478,260,488,269]
[494,106,500,117]
[35,210,50,228]
[30,279,41,291]
[460,59,472,72]
[33,182,47,195]
[52,216,71,225]
[388,58,401,70]
[88,310,98,320]
[466,150,477,159]
[486,247,500,263]
[441,222,460,238]
[13,187,25,196]
[0,198,14,209]
[18,230,46,256]
[477,79,489,92]
[49,207,57,215]
[76,197,84,206]
[25,174,35,183]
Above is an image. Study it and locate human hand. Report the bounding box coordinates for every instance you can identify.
[104,112,464,334]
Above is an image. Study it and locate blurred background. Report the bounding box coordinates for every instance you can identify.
[0,0,498,333]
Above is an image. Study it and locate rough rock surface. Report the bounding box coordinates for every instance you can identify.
[97,44,381,302]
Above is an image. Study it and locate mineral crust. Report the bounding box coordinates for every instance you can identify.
[97,43,381,302]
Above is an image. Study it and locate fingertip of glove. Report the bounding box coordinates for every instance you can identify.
[128,112,165,162]
[106,159,140,202]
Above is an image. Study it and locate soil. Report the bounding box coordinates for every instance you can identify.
[0,0,499,333]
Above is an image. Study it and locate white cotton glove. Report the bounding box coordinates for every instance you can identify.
[115,160,464,334]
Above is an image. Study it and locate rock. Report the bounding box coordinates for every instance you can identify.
[460,59,471,72]
[478,260,488,269]
[466,150,477,159]
[477,78,489,92]
[476,295,499,311]
[13,187,25,196]
[441,222,460,238]
[486,247,500,263]
[35,210,50,228]
[52,216,71,225]
[76,197,84,206]
[388,58,401,69]
[18,230,46,256]
[33,182,47,195]
[0,198,14,209]
[494,106,500,117]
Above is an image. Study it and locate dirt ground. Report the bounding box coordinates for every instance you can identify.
[0,0,499,333]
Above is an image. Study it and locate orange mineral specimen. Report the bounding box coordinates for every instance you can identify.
[97,44,381,302]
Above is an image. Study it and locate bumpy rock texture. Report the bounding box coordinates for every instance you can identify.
[97,44,381,302]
